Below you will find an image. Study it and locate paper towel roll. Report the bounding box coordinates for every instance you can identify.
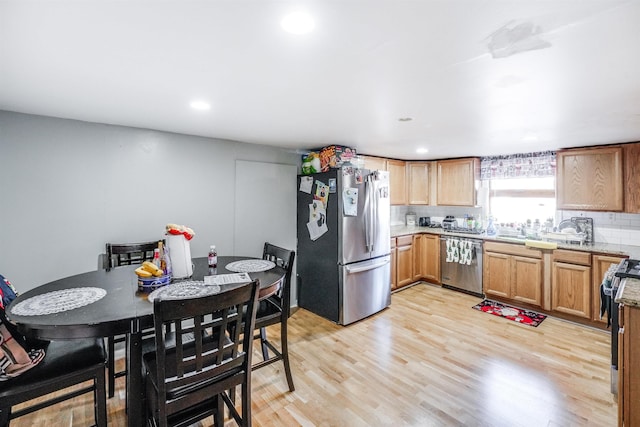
[166,234,193,279]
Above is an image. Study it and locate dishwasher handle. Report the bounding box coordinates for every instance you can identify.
[345,258,390,274]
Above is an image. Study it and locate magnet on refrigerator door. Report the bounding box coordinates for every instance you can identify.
[342,188,358,216]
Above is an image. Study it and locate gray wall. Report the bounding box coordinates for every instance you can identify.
[0,111,300,292]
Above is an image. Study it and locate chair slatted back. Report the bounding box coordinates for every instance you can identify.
[105,241,160,269]
[150,280,259,417]
[262,243,295,318]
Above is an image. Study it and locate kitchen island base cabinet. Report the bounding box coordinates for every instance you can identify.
[618,303,640,427]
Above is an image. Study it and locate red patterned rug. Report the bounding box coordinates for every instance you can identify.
[472,299,547,327]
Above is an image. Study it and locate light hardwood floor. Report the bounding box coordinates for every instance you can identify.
[11,283,617,426]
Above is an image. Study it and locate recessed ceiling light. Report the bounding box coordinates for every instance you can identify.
[416,148,429,154]
[190,101,211,111]
[281,11,315,34]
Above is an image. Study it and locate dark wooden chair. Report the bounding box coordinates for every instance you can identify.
[0,309,107,426]
[143,280,260,427]
[105,240,161,398]
[105,241,159,270]
[252,242,296,391]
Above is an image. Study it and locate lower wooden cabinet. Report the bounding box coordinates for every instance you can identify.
[391,233,441,290]
[421,234,440,283]
[396,237,414,288]
[551,250,592,319]
[483,242,543,308]
[393,235,414,289]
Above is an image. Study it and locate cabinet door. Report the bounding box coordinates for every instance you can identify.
[387,159,407,205]
[483,252,511,299]
[511,256,543,307]
[396,243,413,288]
[408,162,430,205]
[436,158,478,206]
[556,146,623,211]
[422,234,440,283]
[551,261,591,318]
[363,156,387,172]
[624,143,640,213]
[413,235,423,281]
[592,254,625,323]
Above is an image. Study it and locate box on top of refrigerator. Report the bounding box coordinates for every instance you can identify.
[317,145,357,172]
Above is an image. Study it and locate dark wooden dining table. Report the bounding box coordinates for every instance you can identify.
[6,256,285,426]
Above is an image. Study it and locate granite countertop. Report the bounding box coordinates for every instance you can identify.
[616,278,640,307]
[391,225,640,259]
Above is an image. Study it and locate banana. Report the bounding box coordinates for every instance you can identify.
[142,261,163,277]
[135,267,153,277]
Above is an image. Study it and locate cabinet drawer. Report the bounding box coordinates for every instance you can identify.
[390,238,397,249]
[397,235,413,247]
[484,241,542,259]
[553,249,591,266]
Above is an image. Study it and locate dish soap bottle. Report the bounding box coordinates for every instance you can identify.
[486,216,497,236]
[208,245,218,268]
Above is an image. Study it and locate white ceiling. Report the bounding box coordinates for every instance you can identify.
[1,0,639,160]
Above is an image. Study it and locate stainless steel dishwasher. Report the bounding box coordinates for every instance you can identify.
[440,235,483,297]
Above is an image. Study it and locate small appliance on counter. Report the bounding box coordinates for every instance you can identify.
[419,217,431,227]
[442,215,457,230]
[406,212,417,226]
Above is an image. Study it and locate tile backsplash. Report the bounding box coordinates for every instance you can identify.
[391,205,483,227]
[558,211,640,246]
[392,206,640,246]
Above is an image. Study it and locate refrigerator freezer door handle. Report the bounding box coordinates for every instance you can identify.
[372,179,378,251]
[345,258,390,274]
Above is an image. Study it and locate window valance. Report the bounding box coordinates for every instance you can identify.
[480,151,556,180]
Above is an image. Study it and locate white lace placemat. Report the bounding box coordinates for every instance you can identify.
[225,259,275,273]
[147,281,220,303]
[10,287,107,316]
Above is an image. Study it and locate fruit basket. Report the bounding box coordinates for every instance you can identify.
[137,274,171,292]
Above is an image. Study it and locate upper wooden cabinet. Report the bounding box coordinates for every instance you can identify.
[436,158,479,206]
[624,143,640,213]
[387,159,407,205]
[407,162,431,205]
[362,155,387,172]
[556,146,623,211]
[361,156,406,205]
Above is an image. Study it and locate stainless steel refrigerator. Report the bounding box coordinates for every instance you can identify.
[296,168,391,325]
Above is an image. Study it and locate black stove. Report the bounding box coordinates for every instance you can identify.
[614,259,640,279]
